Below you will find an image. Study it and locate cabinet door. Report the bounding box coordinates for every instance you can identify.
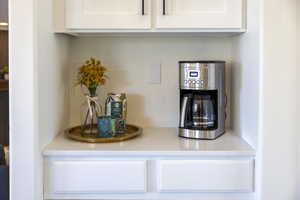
[158,159,254,192]
[45,160,147,195]
[65,0,151,30]
[155,0,245,29]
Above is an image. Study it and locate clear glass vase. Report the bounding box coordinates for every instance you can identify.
[80,88,102,137]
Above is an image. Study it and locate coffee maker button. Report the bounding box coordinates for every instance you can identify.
[196,80,200,84]
[192,80,196,84]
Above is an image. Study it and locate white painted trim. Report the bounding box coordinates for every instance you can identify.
[9,0,39,200]
[44,193,255,200]
[56,28,247,35]
[255,0,265,199]
[256,0,298,199]
[44,151,256,157]
[58,32,246,38]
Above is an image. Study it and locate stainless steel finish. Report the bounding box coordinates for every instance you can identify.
[179,96,188,127]
[179,61,226,140]
[180,62,225,90]
[179,128,225,140]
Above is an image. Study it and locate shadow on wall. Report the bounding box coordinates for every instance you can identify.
[60,57,72,132]
[126,94,153,127]
[225,61,232,131]
[107,69,132,86]
[230,60,242,135]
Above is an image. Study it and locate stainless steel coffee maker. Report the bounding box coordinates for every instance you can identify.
[179,61,226,140]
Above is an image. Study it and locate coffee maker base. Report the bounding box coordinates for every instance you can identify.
[179,128,225,140]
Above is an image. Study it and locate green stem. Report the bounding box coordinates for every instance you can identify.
[88,87,97,97]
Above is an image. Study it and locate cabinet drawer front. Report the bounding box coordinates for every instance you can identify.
[158,160,254,192]
[156,0,244,29]
[65,0,151,29]
[47,160,147,194]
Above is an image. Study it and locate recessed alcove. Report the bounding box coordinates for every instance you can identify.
[58,32,259,149]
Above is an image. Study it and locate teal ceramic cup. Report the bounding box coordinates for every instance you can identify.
[97,116,116,138]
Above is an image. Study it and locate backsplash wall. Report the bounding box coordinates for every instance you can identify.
[68,36,233,128]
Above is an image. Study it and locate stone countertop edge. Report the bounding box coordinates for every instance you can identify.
[43,127,256,157]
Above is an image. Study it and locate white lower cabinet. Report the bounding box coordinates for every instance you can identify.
[44,158,254,199]
[157,160,254,192]
[46,160,147,194]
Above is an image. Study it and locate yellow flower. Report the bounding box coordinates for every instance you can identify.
[76,57,108,89]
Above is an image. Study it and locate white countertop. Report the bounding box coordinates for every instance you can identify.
[43,128,255,157]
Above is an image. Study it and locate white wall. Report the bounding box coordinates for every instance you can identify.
[231,0,261,149]
[68,36,233,128]
[258,0,298,199]
[9,0,38,199]
[10,0,70,200]
[37,0,70,199]
[37,0,70,155]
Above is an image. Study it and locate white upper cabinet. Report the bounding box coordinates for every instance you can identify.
[56,0,245,33]
[65,0,151,29]
[155,0,244,29]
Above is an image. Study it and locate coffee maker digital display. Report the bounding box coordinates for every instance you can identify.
[189,71,199,77]
[179,61,226,140]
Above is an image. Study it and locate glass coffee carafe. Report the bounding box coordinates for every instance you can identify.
[192,95,216,128]
[180,91,218,131]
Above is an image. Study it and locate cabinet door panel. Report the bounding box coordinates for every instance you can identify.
[156,0,245,29]
[83,0,139,15]
[46,160,147,194]
[65,0,151,29]
[158,159,254,192]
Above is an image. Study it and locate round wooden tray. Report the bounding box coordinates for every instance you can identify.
[65,124,142,143]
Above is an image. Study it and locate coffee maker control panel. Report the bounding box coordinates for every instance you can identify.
[180,63,214,90]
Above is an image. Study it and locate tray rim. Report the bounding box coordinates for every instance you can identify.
[65,124,142,143]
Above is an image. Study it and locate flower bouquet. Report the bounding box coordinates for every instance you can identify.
[77,58,108,137]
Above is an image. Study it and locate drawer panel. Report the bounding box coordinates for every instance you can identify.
[46,160,147,194]
[158,159,254,192]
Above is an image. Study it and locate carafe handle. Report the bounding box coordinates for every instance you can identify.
[179,96,189,128]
